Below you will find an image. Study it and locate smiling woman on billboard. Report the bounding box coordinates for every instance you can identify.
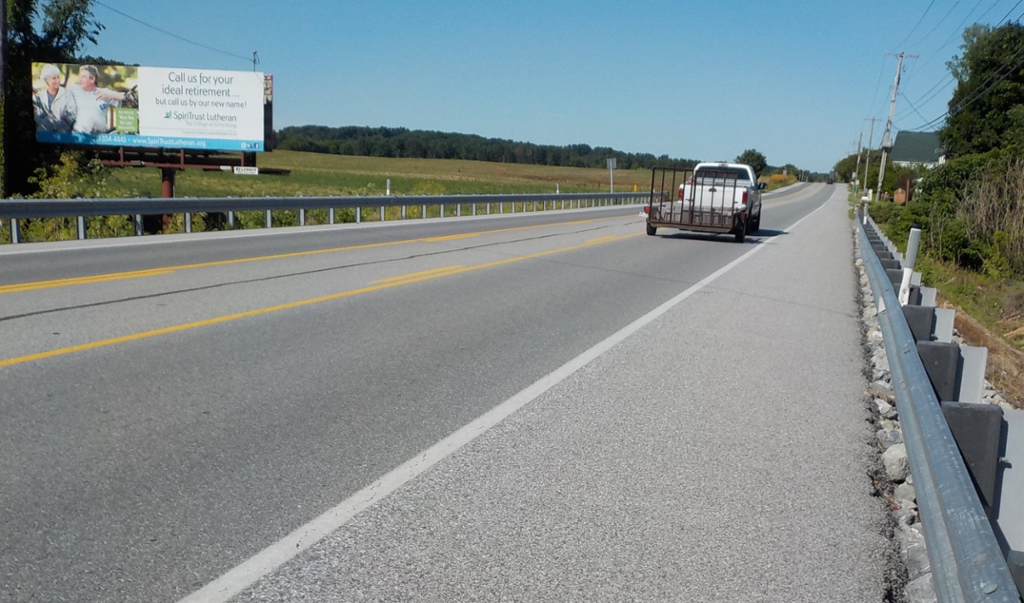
[32,63,77,133]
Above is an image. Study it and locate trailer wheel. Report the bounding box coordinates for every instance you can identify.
[646,223,657,236]
[734,220,747,243]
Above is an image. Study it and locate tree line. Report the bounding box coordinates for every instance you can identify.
[276,126,700,170]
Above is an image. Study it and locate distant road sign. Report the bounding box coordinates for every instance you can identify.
[607,158,617,170]
[233,166,258,176]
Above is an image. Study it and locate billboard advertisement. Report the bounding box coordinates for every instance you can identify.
[32,62,265,152]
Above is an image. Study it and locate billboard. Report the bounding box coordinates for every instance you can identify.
[32,62,265,152]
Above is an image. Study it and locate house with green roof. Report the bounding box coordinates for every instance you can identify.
[891,131,944,168]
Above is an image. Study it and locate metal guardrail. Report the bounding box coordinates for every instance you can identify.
[857,209,1020,602]
[0,192,649,244]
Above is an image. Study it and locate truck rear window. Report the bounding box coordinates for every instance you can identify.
[694,167,751,181]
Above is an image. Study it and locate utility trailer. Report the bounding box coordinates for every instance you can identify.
[646,164,764,243]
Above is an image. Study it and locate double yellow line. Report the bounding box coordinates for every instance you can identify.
[0,218,605,295]
[0,232,640,368]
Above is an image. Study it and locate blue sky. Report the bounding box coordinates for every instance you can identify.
[83,1,1023,172]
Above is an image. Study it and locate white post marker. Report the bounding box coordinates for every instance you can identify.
[607,158,616,193]
[898,227,922,305]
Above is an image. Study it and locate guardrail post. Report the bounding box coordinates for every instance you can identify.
[228,211,235,229]
[9,218,20,244]
[457,204,461,217]
[401,205,406,220]
[265,210,272,228]
[77,216,86,239]
[472,204,476,216]
[355,207,361,223]
[379,205,385,221]
[329,208,335,225]
[299,208,305,227]
[899,227,922,305]
[487,202,491,214]
[134,214,143,236]
[184,213,192,233]
[440,203,445,218]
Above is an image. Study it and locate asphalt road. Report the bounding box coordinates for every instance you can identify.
[0,183,890,602]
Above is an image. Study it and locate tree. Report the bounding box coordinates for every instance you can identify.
[3,0,103,196]
[735,148,767,177]
[940,23,1024,157]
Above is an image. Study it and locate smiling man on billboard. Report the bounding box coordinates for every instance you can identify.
[68,65,128,134]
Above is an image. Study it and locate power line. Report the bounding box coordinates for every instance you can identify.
[866,55,889,116]
[911,0,1001,76]
[898,0,936,48]
[903,36,1024,131]
[899,91,931,124]
[909,0,962,48]
[896,0,1017,120]
[92,0,252,63]
[998,0,1024,24]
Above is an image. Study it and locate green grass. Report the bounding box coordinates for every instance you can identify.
[104,150,657,198]
[871,218,1024,353]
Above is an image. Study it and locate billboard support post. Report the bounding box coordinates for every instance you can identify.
[160,168,176,198]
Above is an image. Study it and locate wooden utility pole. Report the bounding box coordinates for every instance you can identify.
[863,117,877,198]
[854,131,863,193]
[877,52,917,198]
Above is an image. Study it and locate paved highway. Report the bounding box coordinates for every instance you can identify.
[0,184,890,602]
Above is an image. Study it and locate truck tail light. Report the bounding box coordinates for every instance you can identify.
[742,190,749,204]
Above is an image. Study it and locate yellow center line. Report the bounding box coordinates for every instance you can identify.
[0,231,643,369]
[372,265,465,284]
[0,268,176,293]
[420,233,481,242]
[0,216,620,294]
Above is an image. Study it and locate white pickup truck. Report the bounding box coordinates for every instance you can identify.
[646,162,765,242]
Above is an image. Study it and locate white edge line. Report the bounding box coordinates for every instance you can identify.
[177,190,835,603]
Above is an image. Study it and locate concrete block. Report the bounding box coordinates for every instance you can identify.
[917,341,960,402]
[887,268,904,287]
[919,287,938,307]
[881,258,902,270]
[956,345,988,404]
[902,305,935,342]
[933,308,955,343]
[939,402,1003,510]
[995,408,1024,561]
[1008,550,1024,602]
